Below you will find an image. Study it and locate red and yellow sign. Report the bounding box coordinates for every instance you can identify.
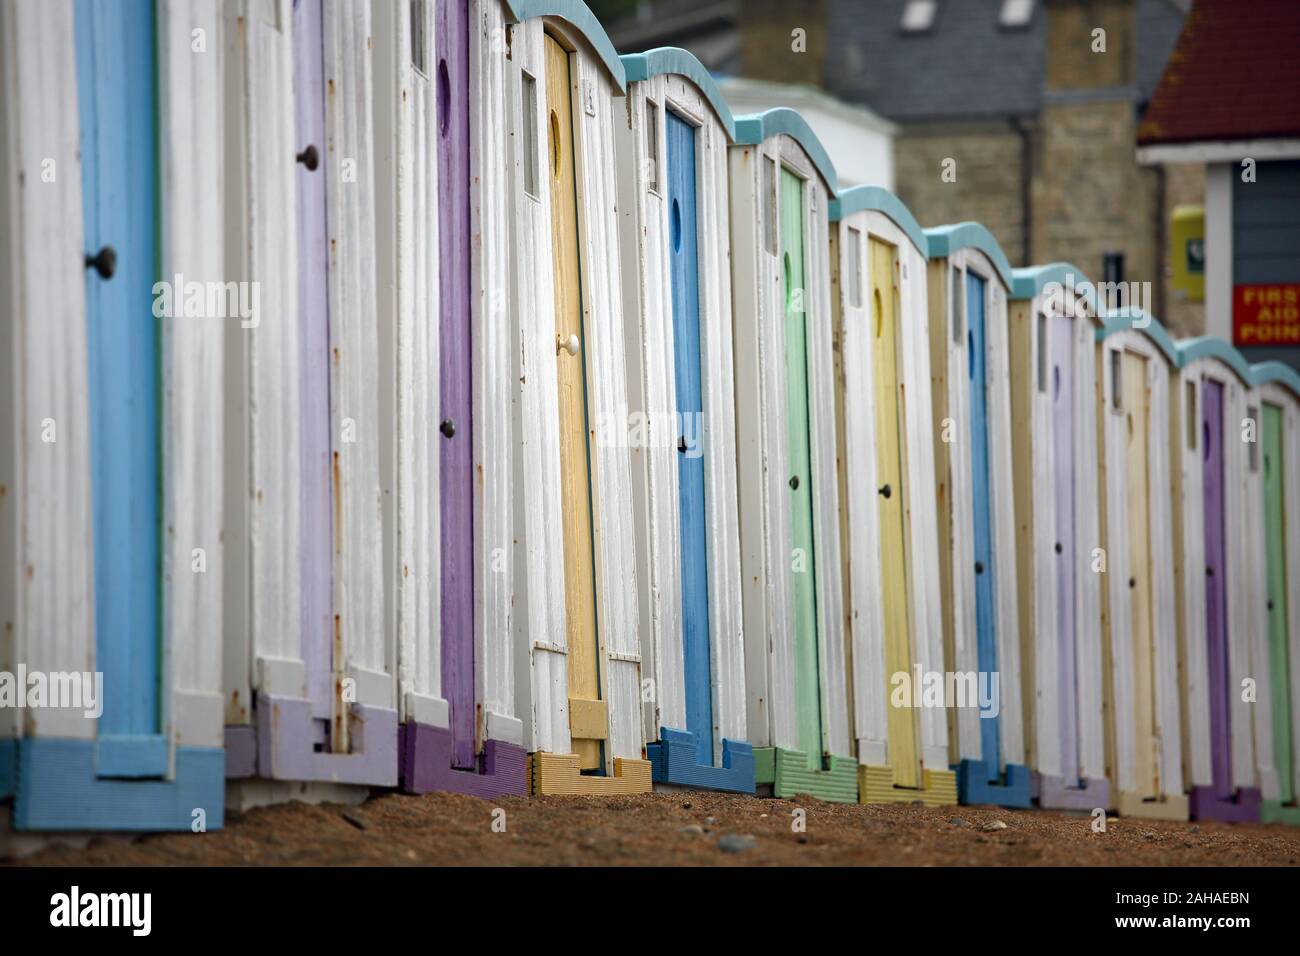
[1234,283,1300,346]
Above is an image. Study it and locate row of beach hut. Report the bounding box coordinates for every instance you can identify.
[1,0,1297,833]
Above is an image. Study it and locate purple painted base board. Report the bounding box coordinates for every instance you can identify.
[1036,773,1111,811]
[224,725,257,778]
[1189,785,1262,823]
[223,694,398,785]
[399,722,527,797]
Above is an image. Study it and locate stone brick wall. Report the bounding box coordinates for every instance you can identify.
[737,0,828,87]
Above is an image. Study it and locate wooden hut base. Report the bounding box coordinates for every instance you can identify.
[859,764,957,806]
[1189,786,1261,823]
[399,723,527,798]
[1116,789,1190,820]
[1036,774,1111,811]
[754,748,859,803]
[955,759,1033,808]
[646,728,756,793]
[1261,801,1300,825]
[529,753,653,796]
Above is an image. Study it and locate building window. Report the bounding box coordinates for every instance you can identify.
[998,0,1035,29]
[900,0,937,33]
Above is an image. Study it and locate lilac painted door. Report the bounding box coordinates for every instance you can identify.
[1050,314,1078,787]
[295,0,333,723]
[436,0,475,769]
[1202,379,1231,798]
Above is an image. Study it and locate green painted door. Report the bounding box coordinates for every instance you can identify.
[1263,404,1293,804]
[781,167,822,769]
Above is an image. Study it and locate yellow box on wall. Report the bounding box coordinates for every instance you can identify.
[1171,205,1205,302]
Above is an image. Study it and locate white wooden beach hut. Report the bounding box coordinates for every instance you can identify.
[1006,264,1110,811]
[492,1,649,795]
[1095,312,1187,820]
[730,108,856,803]
[614,48,751,792]
[828,186,956,806]
[221,0,397,806]
[1173,338,1267,822]
[0,0,226,830]
[925,224,1029,808]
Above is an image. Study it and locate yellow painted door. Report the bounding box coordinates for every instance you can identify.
[870,239,919,788]
[546,36,602,770]
[1122,351,1158,797]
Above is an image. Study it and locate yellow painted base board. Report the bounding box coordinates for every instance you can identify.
[1116,789,1190,821]
[859,764,958,806]
[529,753,653,796]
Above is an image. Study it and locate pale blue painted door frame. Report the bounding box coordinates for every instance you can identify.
[76,0,165,778]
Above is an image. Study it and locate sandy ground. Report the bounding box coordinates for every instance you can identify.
[9,790,1300,866]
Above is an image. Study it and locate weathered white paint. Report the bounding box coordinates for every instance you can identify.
[730,133,850,761]
[833,210,948,772]
[616,71,745,761]
[1008,286,1105,786]
[0,0,225,753]
[504,11,643,766]
[929,249,1025,771]
[222,0,393,747]
[0,0,97,743]
[1174,359,1273,797]
[1097,331,1182,800]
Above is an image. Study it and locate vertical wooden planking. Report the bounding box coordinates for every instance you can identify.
[1051,313,1077,785]
[1124,350,1157,797]
[1262,403,1293,802]
[158,0,225,746]
[0,0,97,742]
[1201,378,1231,797]
[666,110,713,759]
[780,168,822,768]
[435,0,475,768]
[872,238,918,787]
[1074,315,1105,784]
[295,0,334,723]
[76,0,162,744]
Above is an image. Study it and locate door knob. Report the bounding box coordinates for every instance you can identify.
[297,144,320,171]
[878,483,892,499]
[1055,542,1062,554]
[1268,599,1275,611]
[557,333,580,356]
[1206,566,1214,577]
[85,245,116,280]
[1129,577,1136,589]
[440,419,455,439]
[975,561,984,575]
[789,475,799,490]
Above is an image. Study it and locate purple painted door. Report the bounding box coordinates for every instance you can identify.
[1050,314,1078,787]
[295,0,333,722]
[436,0,475,769]
[1202,378,1231,798]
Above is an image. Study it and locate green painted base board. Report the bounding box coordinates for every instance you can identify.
[1261,801,1300,825]
[752,747,859,803]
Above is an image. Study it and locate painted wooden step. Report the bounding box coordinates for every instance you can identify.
[647,728,756,794]
[399,723,527,798]
[1036,773,1111,812]
[1189,786,1262,823]
[1116,789,1191,821]
[530,754,653,796]
[1260,801,1300,826]
[955,759,1033,808]
[754,747,859,804]
[859,765,958,806]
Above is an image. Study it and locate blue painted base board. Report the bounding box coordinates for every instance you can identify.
[0,738,15,799]
[647,727,755,793]
[11,737,224,831]
[955,759,1033,808]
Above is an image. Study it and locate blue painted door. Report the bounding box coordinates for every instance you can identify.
[966,271,999,781]
[76,0,164,778]
[666,112,713,763]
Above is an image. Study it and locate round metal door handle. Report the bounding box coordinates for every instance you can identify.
[1268,599,1275,611]
[878,483,892,499]
[297,144,320,171]
[1129,577,1136,589]
[1206,566,1214,577]
[1055,542,1063,554]
[974,561,984,575]
[440,419,455,439]
[789,475,800,491]
[85,245,116,280]
[557,333,580,356]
